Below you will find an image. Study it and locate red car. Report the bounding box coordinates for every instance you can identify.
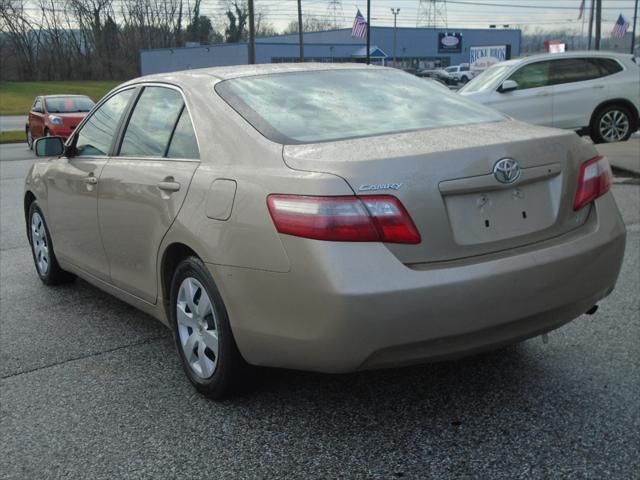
[26,95,95,149]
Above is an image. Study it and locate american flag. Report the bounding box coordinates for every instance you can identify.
[352,9,368,38]
[611,14,630,38]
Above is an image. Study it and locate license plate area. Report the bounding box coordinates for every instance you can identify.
[443,177,561,245]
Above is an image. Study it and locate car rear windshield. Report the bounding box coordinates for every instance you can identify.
[45,97,95,113]
[215,69,505,144]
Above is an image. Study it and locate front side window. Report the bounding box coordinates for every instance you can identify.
[33,99,43,112]
[74,89,134,157]
[119,87,184,157]
[508,61,552,90]
[216,69,505,144]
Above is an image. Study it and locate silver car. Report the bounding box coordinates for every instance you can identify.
[27,64,626,398]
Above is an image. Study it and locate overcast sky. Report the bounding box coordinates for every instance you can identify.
[21,0,638,34]
[212,0,639,33]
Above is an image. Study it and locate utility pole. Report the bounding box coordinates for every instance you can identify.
[366,0,371,65]
[248,0,256,64]
[587,0,595,49]
[390,8,400,68]
[632,0,639,54]
[297,0,304,62]
[595,0,602,50]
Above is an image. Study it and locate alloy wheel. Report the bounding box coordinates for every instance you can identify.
[31,211,49,275]
[599,110,629,142]
[176,277,219,379]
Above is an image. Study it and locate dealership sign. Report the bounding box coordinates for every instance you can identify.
[470,45,508,71]
[438,33,462,53]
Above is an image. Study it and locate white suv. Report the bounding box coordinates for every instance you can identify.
[445,64,473,83]
[459,52,640,143]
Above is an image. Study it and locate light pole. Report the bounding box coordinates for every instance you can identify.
[297,0,304,62]
[391,8,400,68]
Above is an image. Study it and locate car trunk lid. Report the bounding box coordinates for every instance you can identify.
[282,120,595,264]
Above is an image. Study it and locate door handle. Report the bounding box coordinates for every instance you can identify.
[536,92,550,97]
[157,181,181,192]
[592,85,605,89]
[84,176,98,185]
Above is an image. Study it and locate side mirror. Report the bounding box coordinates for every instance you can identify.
[498,79,519,93]
[34,136,65,157]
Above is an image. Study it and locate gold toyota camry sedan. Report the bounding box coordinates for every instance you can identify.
[26,64,626,398]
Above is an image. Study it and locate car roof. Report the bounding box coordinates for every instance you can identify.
[121,62,378,88]
[41,94,92,98]
[508,50,632,65]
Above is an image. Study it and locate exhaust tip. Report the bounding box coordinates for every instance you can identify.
[585,305,599,315]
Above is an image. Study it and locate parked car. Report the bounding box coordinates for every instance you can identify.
[445,64,473,83]
[417,68,457,85]
[26,95,95,149]
[459,52,640,143]
[26,64,626,399]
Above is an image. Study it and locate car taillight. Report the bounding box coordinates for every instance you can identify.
[574,155,612,211]
[267,195,421,244]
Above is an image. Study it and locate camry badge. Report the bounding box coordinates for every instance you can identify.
[493,158,521,184]
[358,183,403,192]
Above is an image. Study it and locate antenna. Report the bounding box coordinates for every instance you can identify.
[417,0,448,28]
[327,0,343,28]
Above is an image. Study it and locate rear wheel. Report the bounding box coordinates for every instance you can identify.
[169,256,250,399]
[591,105,633,143]
[28,201,75,285]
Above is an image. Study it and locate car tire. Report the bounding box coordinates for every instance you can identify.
[26,127,33,150]
[460,76,469,83]
[44,128,50,137]
[169,256,251,399]
[590,104,634,144]
[28,201,75,285]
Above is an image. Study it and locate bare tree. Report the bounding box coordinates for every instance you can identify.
[0,0,43,79]
[283,15,333,35]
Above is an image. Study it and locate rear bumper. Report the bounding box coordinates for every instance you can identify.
[208,193,626,373]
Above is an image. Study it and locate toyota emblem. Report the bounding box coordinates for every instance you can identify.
[493,158,521,184]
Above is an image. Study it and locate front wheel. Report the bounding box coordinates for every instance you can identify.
[591,105,633,143]
[26,127,33,150]
[169,256,250,399]
[28,201,75,285]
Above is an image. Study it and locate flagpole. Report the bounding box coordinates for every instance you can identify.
[632,0,639,54]
[366,0,371,65]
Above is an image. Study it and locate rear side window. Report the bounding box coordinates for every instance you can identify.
[216,69,504,144]
[75,89,134,157]
[120,86,184,157]
[167,108,199,159]
[508,61,552,89]
[551,58,602,84]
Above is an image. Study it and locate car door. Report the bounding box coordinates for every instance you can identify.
[551,57,615,129]
[45,88,136,280]
[485,60,554,126]
[97,85,200,304]
[29,98,45,137]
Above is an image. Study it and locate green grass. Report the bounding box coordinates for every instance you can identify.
[0,81,120,116]
[0,130,26,144]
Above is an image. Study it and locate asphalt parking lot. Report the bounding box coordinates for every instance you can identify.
[0,142,638,479]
